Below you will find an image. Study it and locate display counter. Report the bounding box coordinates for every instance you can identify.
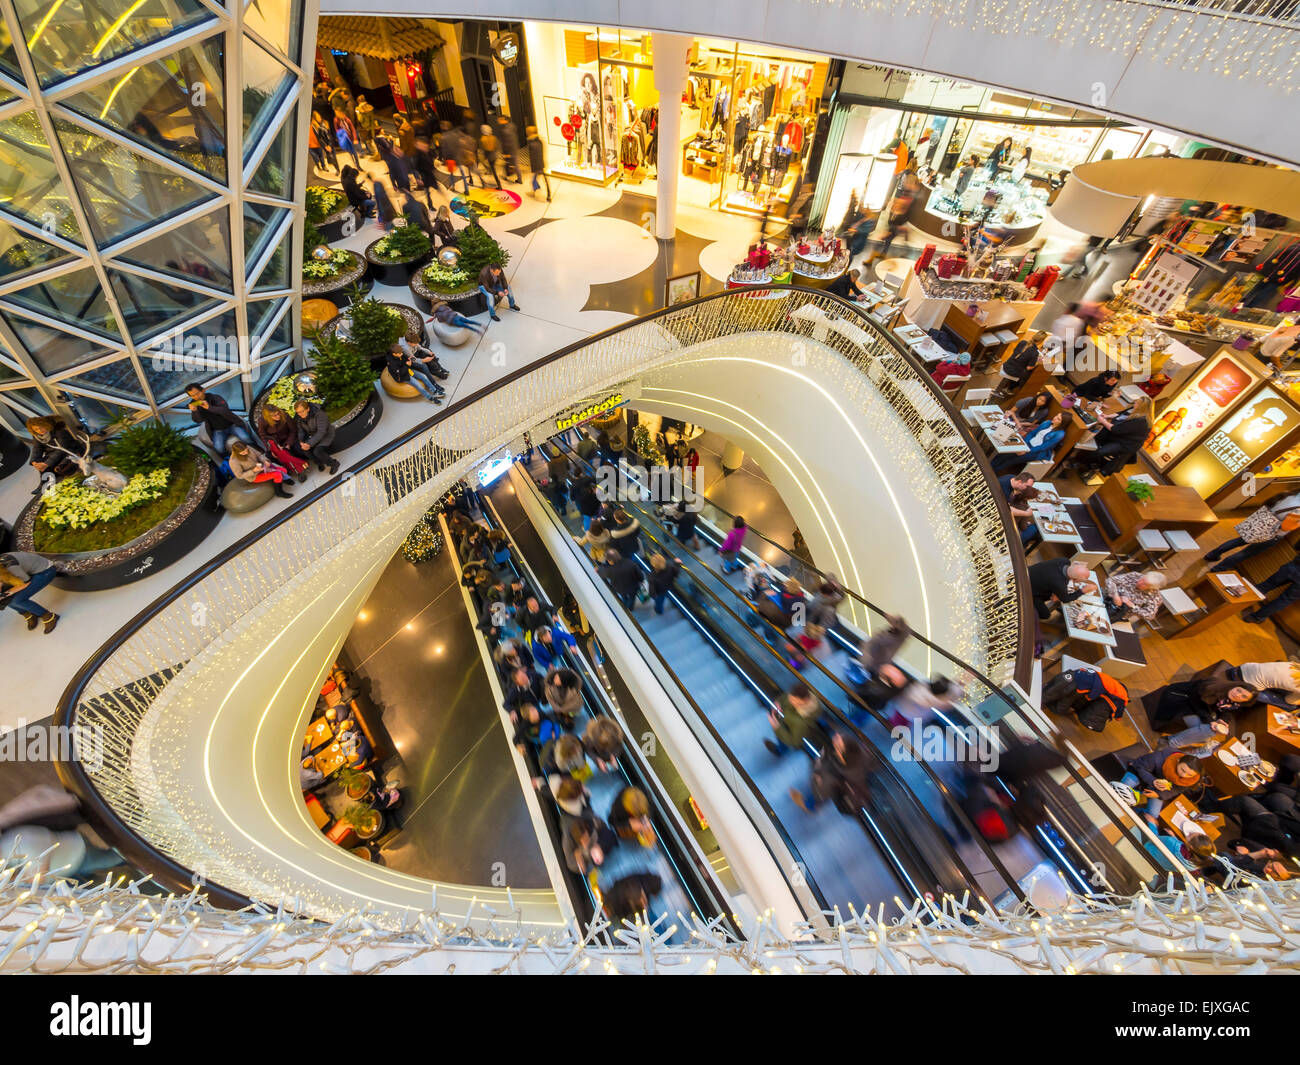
[898,269,1038,351]
[908,172,1047,245]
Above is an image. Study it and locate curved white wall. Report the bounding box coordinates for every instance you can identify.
[321,1,1300,166]
[637,333,986,680]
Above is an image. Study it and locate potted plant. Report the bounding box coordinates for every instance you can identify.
[18,420,221,590]
[342,294,406,368]
[411,225,509,315]
[337,767,373,802]
[1125,477,1155,504]
[365,220,433,285]
[341,802,384,842]
[306,185,356,242]
[305,330,382,450]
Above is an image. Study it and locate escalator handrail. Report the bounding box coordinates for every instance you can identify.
[475,496,740,934]
[510,464,840,918]
[531,448,1016,906]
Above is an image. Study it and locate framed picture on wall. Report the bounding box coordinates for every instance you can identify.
[665,270,701,307]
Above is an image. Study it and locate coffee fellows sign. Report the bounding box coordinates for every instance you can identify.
[556,392,624,432]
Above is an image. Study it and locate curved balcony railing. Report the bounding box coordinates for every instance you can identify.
[53,285,1031,915]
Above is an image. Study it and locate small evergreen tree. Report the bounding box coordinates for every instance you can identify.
[310,331,377,414]
[454,224,509,278]
[344,293,405,361]
[104,420,191,476]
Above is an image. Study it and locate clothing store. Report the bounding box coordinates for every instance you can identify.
[522,25,827,216]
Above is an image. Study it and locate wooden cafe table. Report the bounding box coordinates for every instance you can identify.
[1204,735,1277,798]
[1087,473,1218,555]
[1167,571,1264,640]
[1159,793,1224,843]
[1234,702,1300,763]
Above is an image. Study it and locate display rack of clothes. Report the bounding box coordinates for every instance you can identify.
[709,88,730,133]
[639,106,658,167]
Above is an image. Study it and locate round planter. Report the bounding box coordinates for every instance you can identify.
[302,250,371,308]
[318,205,360,243]
[355,811,384,841]
[318,302,426,348]
[15,460,221,592]
[409,267,486,316]
[351,846,374,861]
[364,237,432,286]
[251,380,383,456]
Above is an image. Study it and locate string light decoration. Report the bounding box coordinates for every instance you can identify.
[1,862,1299,974]
[794,0,1297,93]
[400,506,445,564]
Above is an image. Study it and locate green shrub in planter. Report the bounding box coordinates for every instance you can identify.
[454,224,509,279]
[305,186,347,226]
[344,293,404,362]
[310,331,378,415]
[104,420,191,477]
[373,221,431,262]
[264,375,323,415]
[421,261,472,293]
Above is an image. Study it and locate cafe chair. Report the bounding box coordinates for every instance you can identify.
[1136,528,1172,569]
[990,365,1022,400]
[962,387,995,406]
[1153,586,1201,636]
[939,374,968,402]
[1022,460,1054,479]
[1164,529,1200,555]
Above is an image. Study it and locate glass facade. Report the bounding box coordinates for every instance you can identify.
[0,1,308,436]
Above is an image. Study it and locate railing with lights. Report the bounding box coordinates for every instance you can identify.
[0,865,1295,974]
[53,285,1030,918]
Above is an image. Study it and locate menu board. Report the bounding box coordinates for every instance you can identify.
[1222,233,1270,265]
[1131,251,1201,315]
[1145,353,1261,470]
[1169,384,1300,496]
[1176,222,1219,257]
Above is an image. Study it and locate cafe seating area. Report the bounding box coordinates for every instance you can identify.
[300,661,405,861]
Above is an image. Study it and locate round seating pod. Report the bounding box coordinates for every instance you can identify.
[380,367,422,399]
[430,320,472,348]
[221,478,276,513]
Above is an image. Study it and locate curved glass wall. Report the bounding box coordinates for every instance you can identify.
[0,2,308,434]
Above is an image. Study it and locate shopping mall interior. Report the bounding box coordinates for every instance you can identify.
[0,0,1298,979]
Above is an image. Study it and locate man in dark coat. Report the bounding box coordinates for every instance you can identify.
[600,548,642,611]
[185,383,251,455]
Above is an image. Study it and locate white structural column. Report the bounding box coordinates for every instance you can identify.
[651,33,691,241]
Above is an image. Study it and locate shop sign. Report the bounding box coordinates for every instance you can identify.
[1145,353,1259,470]
[493,32,520,67]
[1170,384,1300,496]
[385,61,407,113]
[555,392,625,431]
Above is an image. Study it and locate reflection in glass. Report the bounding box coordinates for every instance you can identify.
[0,13,21,80]
[59,357,149,403]
[109,269,222,344]
[62,393,141,432]
[114,208,232,290]
[248,297,288,356]
[0,386,53,418]
[12,0,214,87]
[2,265,121,340]
[250,235,289,293]
[242,38,294,163]
[0,218,73,281]
[246,115,294,199]
[0,311,114,375]
[54,117,216,245]
[61,36,228,181]
[0,114,84,244]
[141,307,241,386]
[243,201,289,274]
[245,0,298,57]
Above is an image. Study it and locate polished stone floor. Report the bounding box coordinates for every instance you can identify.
[337,534,549,887]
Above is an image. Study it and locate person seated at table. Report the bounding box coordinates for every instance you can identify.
[1149,677,1257,731]
[930,349,971,387]
[300,756,326,791]
[1007,391,1052,433]
[1119,749,1202,820]
[1244,552,1300,624]
[1028,557,1097,621]
[1074,369,1121,403]
[827,268,866,302]
[1200,791,1300,864]
[1165,718,1232,758]
[338,725,373,768]
[991,413,1065,474]
[992,332,1049,399]
[1075,401,1152,478]
[1234,661,1300,705]
[1042,666,1130,732]
[999,471,1040,547]
[1103,569,1166,623]
[1143,824,1218,876]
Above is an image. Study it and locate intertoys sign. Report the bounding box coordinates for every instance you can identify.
[555,393,624,431]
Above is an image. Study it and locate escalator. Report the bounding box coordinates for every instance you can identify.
[445,490,737,939]
[518,449,1002,913]
[544,433,1156,898]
